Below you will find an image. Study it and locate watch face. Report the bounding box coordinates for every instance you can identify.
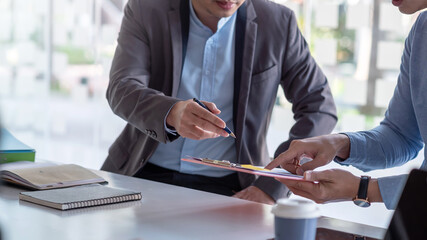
[353,199,371,208]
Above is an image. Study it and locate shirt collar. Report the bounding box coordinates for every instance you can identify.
[189,0,235,33]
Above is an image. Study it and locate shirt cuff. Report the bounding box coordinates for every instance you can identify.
[164,104,178,136]
[165,123,178,135]
[377,174,408,210]
[333,132,365,166]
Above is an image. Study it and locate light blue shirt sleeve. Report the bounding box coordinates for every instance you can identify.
[335,13,427,209]
[377,174,408,209]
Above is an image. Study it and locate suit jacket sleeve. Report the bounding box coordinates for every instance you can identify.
[107,0,179,144]
[274,11,337,158]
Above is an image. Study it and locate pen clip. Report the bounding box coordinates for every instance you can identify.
[200,158,240,168]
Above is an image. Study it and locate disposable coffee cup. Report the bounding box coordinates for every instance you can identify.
[271,198,320,240]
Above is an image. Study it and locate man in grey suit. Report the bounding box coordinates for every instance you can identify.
[102,0,337,204]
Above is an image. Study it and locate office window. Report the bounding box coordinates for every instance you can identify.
[269,0,419,150]
[0,0,126,169]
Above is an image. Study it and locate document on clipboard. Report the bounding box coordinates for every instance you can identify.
[181,156,308,181]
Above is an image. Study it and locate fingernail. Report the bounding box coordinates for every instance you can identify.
[304,170,312,180]
[296,167,304,175]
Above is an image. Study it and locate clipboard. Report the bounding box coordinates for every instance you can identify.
[181,156,308,181]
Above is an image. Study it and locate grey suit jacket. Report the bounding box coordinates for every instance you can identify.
[101,0,337,200]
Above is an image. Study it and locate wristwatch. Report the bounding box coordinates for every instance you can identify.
[353,176,371,207]
[353,236,367,240]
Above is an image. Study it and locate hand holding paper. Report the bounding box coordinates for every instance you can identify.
[181,157,306,181]
[275,169,362,204]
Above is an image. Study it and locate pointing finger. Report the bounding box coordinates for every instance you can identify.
[265,149,299,170]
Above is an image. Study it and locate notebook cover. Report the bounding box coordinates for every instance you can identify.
[19,184,142,210]
[1,163,107,190]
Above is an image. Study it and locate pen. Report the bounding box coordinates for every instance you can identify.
[193,98,236,138]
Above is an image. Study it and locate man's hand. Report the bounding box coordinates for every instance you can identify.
[265,134,351,175]
[232,186,275,205]
[276,169,360,203]
[166,99,229,140]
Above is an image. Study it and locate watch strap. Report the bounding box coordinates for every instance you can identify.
[354,236,367,240]
[357,176,371,200]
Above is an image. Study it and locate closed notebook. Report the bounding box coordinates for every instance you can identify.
[19,184,142,210]
[1,162,107,190]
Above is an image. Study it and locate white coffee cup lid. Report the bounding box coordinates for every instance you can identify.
[271,198,320,219]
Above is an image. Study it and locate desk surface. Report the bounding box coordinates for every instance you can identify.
[0,170,386,240]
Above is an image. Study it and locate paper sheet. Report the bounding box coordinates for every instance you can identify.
[182,157,308,181]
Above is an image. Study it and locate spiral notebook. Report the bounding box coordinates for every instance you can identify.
[19,184,142,210]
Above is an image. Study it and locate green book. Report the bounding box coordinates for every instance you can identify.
[0,128,36,164]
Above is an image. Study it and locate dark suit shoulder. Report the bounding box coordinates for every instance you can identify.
[125,0,179,34]
[250,0,298,43]
[127,0,178,16]
[251,0,294,22]
[131,0,173,8]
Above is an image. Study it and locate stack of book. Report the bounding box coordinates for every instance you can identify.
[0,128,142,211]
[1,161,142,210]
[0,128,35,164]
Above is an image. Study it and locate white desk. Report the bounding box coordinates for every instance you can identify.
[0,170,386,240]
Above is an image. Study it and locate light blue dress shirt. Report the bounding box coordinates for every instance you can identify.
[148,1,237,177]
[337,12,427,209]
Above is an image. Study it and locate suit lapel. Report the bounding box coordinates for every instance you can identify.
[234,0,257,161]
[169,0,190,97]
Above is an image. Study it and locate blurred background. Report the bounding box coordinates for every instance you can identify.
[0,0,424,229]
